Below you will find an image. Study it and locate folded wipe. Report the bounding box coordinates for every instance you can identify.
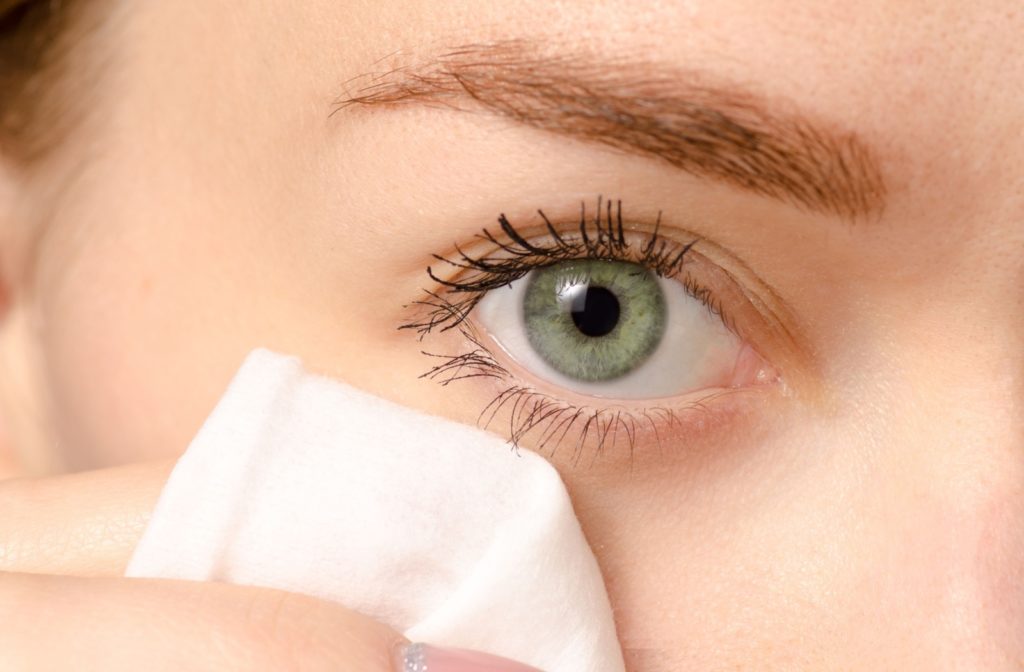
[127,349,625,672]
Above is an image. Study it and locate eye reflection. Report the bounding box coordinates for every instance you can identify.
[522,260,667,382]
[564,283,619,337]
[476,258,743,400]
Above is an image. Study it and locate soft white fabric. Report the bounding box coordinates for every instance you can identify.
[127,349,625,672]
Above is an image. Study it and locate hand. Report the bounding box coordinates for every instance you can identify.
[0,462,538,671]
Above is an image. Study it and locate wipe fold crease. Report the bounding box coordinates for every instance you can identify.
[127,349,625,672]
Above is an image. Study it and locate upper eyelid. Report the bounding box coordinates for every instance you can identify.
[405,239,765,460]
[431,200,699,282]
[402,200,703,337]
[399,200,805,459]
[418,202,815,391]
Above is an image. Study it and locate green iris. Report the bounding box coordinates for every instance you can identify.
[523,259,667,382]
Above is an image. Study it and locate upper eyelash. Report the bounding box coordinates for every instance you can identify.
[401,196,701,338]
[400,196,738,459]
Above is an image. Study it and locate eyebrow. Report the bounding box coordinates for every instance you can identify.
[334,41,886,220]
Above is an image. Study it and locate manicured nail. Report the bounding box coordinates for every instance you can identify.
[398,642,543,671]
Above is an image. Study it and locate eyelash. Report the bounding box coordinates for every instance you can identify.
[400,197,737,460]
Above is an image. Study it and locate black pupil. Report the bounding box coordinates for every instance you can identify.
[571,285,620,337]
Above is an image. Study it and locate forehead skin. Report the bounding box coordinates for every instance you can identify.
[13,0,1024,670]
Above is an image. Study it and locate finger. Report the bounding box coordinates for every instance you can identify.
[0,572,407,672]
[0,461,173,576]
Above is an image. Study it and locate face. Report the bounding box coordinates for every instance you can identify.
[1,0,1022,668]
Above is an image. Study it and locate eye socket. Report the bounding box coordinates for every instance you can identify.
[475,258,744,399]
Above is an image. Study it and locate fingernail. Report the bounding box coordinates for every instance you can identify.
[397,642,543,672]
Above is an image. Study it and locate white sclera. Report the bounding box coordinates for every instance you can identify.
[475,270,742,400]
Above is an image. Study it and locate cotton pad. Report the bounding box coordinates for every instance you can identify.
[127,349,625,672]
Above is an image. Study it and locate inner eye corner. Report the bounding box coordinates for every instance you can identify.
[415,206,795,416]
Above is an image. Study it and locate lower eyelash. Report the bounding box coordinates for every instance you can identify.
[485,386,646,463]
[403,197,731,459]
[422,349,736,462]
[412,319,647,458]
[480,385,662,463]
[418,326,510,384]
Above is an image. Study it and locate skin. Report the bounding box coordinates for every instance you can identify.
[0,462,408,670]
[1,0,1023,669]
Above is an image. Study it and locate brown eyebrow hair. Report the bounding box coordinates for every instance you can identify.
[334,41,886,220]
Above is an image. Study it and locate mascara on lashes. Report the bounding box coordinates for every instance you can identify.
[399,197,740,459]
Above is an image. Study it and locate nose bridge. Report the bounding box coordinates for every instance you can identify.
[934,461,1023,668]
[901,375,1024,668]
[973,481,1024,668]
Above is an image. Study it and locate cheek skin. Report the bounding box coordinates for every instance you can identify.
[32,220,254,469]
[563,411,860,669]
[28,207,421,470]
[23,156,482,471]
[563,389,1024,670]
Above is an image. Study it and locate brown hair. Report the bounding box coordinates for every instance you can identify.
[0,0,87,164]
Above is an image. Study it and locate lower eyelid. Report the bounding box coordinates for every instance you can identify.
[409,308,779,463]
[466,370,775,465]
[403,200,794,459]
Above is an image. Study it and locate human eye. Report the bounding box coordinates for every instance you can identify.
[475,257,740,399]
[401,197,785,458]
